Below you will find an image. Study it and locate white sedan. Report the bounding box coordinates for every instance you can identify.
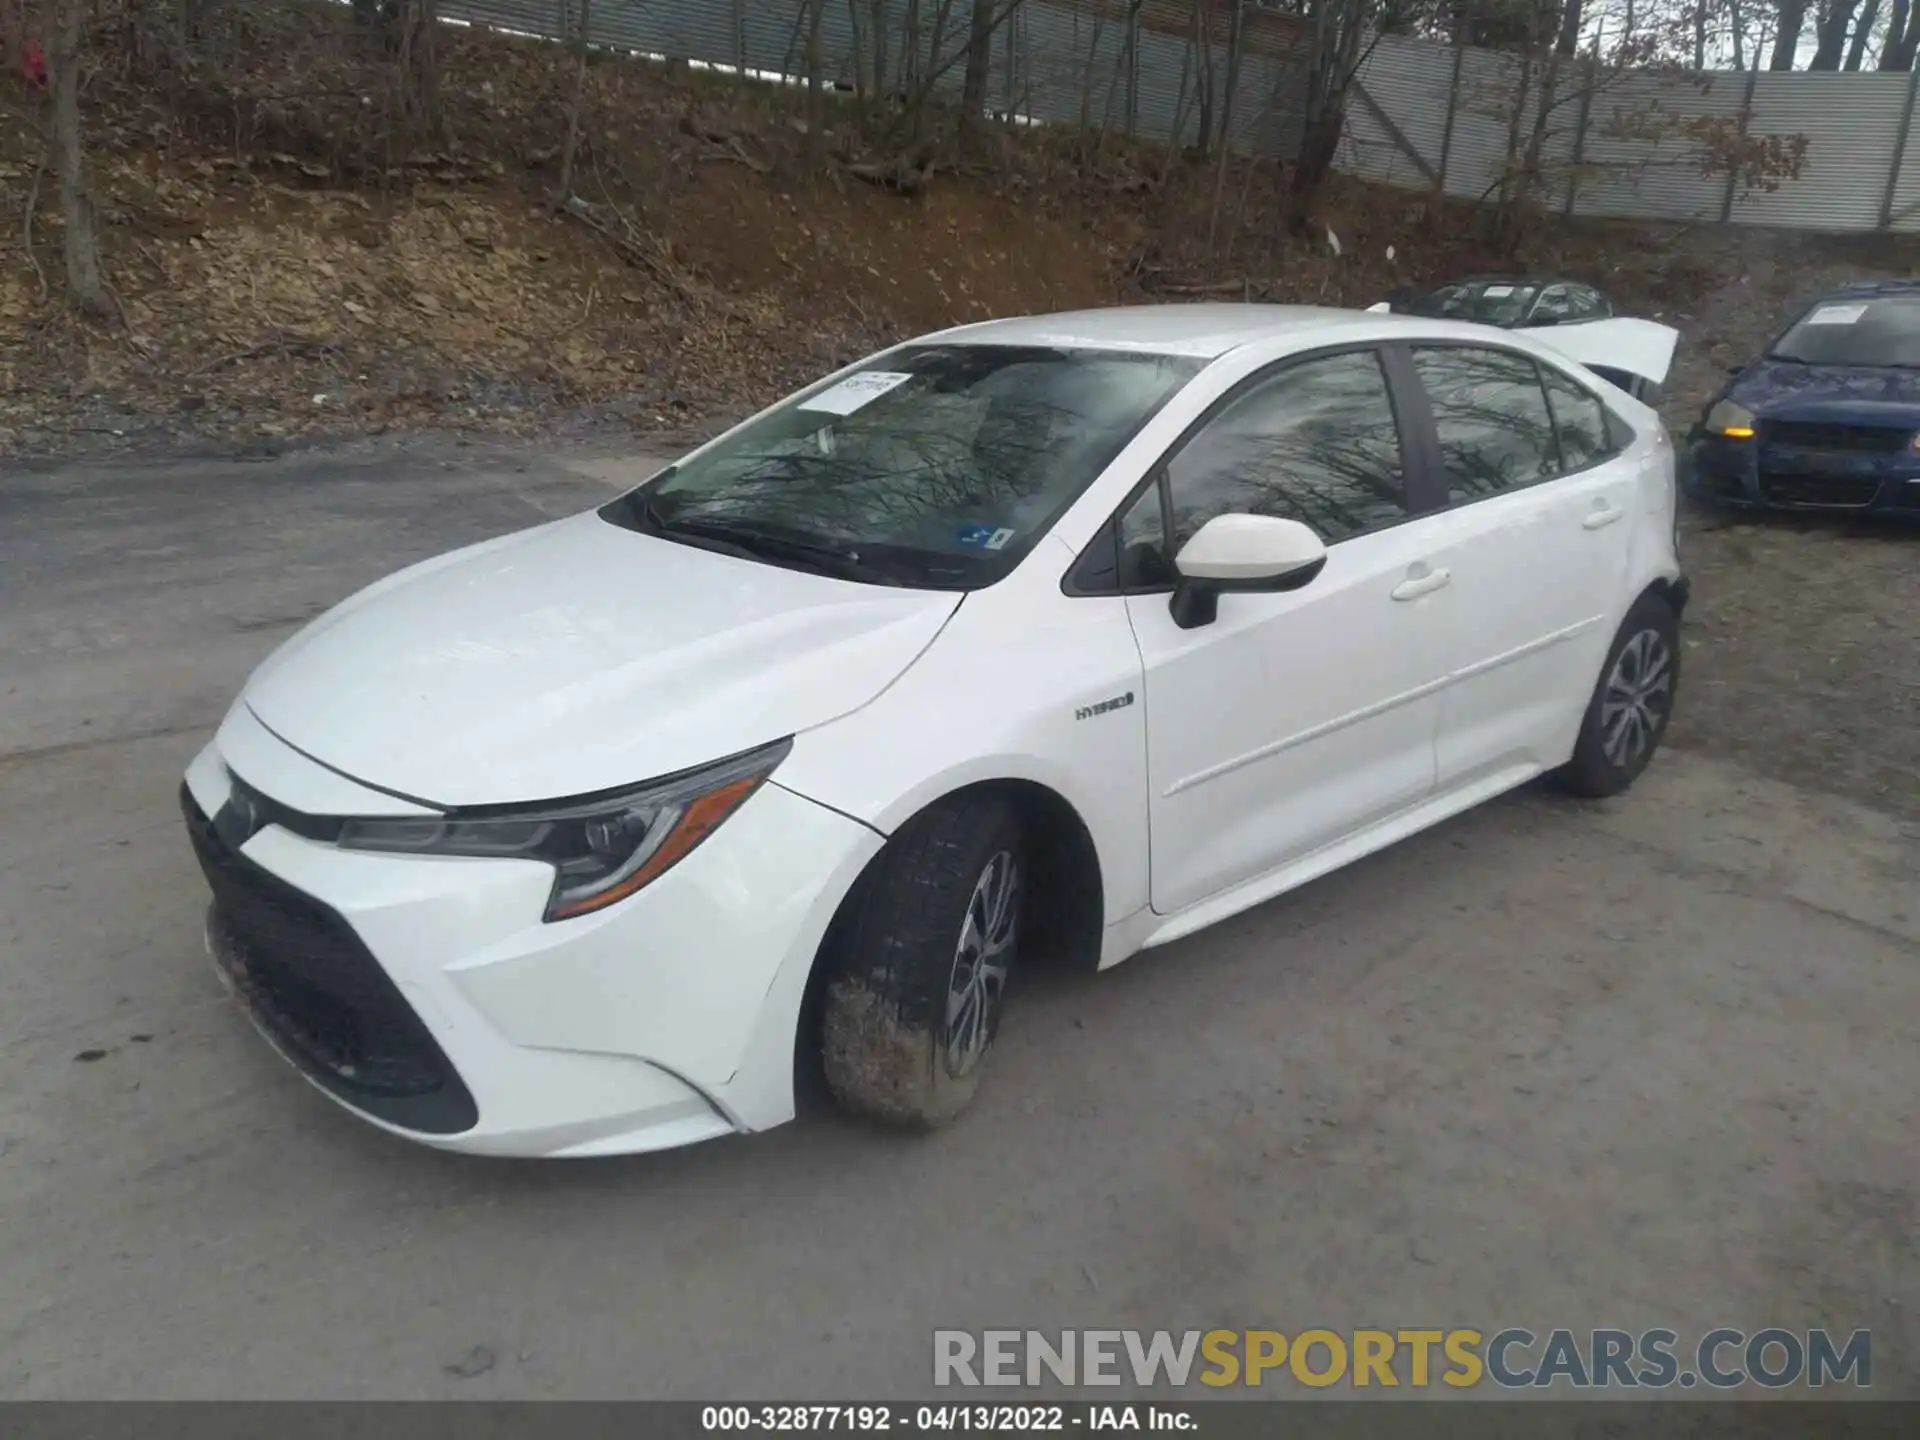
[181,305,1687,1157]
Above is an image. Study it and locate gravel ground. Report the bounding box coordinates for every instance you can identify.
[1657,229,1920,819]
[2,442,1917,1401]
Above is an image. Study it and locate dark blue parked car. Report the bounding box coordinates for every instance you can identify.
[1688,282,1920,515]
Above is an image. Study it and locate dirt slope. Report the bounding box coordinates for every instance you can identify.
[11,7,1916,456]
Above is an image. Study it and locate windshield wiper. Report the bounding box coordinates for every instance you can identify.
[653,513,897,585]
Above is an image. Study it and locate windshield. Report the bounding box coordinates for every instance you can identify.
[1769,295,1920,368]
[604,344,1201,589]
[1406,282,1541,327]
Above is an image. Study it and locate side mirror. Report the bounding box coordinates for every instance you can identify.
[1168,514,1328,630]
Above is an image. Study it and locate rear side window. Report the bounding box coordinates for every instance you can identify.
[1411,347,1561,503]
[1540,366,1617,472]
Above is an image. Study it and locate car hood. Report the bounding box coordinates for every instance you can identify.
[242,512,962,807]
[1731,358,1920,421]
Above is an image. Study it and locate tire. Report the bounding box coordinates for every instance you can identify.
[1553,592,1681,799]
[820,794,1025,1130]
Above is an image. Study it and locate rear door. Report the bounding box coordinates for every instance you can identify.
[1399,345,1637,790]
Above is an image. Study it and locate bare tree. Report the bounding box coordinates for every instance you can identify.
[1809,0,1864,66]
[1557,0,1585,53]
[804,0,828,162]
[1882,0,1920,65]
[48,0,108,316]
[1770,0,1811,66]
[558,0,594,203]
[961,0,998,134]
[1291,0,1373,216]
[1189,0,1217,160]
[1845,0,1880,65]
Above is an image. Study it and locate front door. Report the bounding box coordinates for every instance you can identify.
[1122,348,1451,916]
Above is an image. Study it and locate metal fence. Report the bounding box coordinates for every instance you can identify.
[438,0,1310,156]
[1343,31,1920,232]
[439,0,1920,233]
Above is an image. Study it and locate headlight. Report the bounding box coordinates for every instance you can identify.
[338,739,791,921]
[1705,400,1756,439]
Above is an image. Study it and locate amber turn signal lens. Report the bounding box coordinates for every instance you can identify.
[545,774,764,921]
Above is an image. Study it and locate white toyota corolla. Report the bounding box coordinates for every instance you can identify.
[182,304,1687,1157]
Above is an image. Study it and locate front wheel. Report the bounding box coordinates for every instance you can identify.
[1553,592,1680,798]
[820,794,1024,1130]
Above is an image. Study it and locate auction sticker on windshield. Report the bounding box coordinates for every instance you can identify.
[1805,304,1868,326]
[801,371,914,415]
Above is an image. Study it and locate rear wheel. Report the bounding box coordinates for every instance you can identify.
[820,794,1024,1130]
[1554,592,1680,799]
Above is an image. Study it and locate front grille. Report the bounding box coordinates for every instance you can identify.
[182,785,477,1134]
[1757,473,1884,509]
[1763,420,1912,453]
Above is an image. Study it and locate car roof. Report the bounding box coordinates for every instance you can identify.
[924,304,1374,359]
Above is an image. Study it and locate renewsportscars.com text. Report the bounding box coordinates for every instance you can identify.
[933,1327,1871,1390]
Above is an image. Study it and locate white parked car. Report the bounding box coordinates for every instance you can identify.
[182,305,1687,1157]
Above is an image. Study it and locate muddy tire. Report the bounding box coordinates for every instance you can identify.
[820,794,1024,1130]
[1553,591,1680,799]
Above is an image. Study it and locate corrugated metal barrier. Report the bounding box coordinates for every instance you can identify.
[439,0,1920,233]
[437,0,1306,157]
[1345,30,1920,233]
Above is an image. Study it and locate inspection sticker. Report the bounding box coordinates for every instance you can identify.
[799,370,913,415]
[1806,303,1869,326]
[954,524,1019,551]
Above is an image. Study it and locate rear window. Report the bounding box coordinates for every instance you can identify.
[1770,296,1920,368]
[1405,282,1542,328]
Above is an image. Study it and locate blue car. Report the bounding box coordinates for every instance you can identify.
[1688,282,1920,515]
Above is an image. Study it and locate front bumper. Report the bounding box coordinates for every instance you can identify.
[181,723,883,1158]
[1686,434,1920,514]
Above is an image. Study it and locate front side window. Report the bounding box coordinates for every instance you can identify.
[1571,285,1611,321]
[604,345,1201,589]
[1540,365,1616,472]
[1117,483,1174,590]
[1412,347,1560,503]
[1162,350,1410,550]
[1532,285,1577,325]
[1769,295,1920,368]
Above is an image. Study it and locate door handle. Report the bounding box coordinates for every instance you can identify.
[1391,566,1451,601]
[1582,503,1625,530]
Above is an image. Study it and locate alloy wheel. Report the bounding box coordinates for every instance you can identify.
[1600,628,1673,769]
[944,850,1018,1078]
